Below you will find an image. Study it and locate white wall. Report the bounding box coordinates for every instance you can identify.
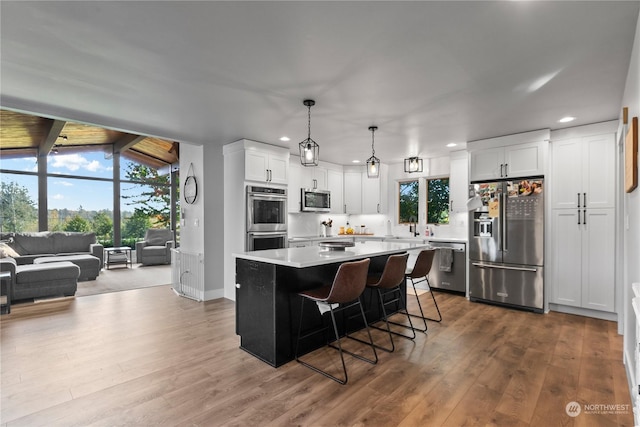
[179,143,225,301]
[623,7,640,399]
[179,144,205,254]
[202,144,225,300]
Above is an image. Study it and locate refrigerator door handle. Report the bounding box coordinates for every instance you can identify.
[501,191,507,252]
[472,262,538,273]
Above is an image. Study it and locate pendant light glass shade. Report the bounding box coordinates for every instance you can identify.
[366,126,380,178]
[299,99,319,166]
[404,157,423,173]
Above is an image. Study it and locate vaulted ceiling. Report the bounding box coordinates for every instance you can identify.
[1,2,638,166]
[0,110,178,168]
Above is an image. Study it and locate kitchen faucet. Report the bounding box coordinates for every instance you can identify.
[409,222,419,237]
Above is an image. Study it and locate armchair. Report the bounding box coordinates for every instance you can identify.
[135,229,174,266]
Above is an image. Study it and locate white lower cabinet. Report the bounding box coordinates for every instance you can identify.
[550,208,615,312]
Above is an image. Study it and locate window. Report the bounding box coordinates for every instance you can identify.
[1,173,39,233]
[426,178,450,224]
[398,180,419,224]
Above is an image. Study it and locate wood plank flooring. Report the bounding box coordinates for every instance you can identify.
[1,286,633,426]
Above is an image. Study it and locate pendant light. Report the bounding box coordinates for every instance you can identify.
[299,99,319,166]
[366,126,380,178]
[404,156,423,173]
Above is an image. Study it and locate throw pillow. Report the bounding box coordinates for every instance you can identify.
[0,242,20,258]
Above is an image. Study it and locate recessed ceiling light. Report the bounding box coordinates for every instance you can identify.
[446,143,457,148]
[352,160,361,163]
[558,116,576,123]
[279,136,290,141]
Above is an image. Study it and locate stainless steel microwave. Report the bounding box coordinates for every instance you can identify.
[301,188,331,212]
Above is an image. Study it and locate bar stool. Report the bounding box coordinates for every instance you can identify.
[294,258,378,385]
[365,253,414,352]
[405,249,442,333]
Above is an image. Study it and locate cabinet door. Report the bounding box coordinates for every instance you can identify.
[504,141,544,178]
[313,167,328,190]
[449,155,468,213]
[245,151,269,182]
[583,134,615,209]
[550,209,582,307]
[470,147,504,181]
[362,173,381,214]
[551,138,582,209]
[268,153,289,185]
[287,162,302,213]
[582,209,615,311]
[327,169,344,215]
[343,171,362,214]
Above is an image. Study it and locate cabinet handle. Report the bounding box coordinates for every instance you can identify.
[377,203,380,213]
[504,163,508,177]
[583,193,586,207]
[577,210,581,225]
[583,209,587,225]
[313,179,317,189]
[577,193,581,208]
[500,164,504,177]
[344,204,346,214]
[235,283,241,289]
[450,200,453,211]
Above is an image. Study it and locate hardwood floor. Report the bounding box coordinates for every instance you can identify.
[1,286,633,426]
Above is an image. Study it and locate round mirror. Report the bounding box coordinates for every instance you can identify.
[184,175,198,204]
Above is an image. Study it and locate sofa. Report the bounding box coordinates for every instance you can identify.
[0,231,104,267]
[135,229,174,265]
[0,257,80,301]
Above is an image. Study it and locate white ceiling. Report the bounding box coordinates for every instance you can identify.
[1,1,638,165]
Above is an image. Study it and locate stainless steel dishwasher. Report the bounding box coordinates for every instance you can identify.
[427,241,466,294]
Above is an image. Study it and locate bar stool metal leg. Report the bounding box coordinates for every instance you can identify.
[295,297,378,385]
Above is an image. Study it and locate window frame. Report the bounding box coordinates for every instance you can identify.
[397,179,420,225]
[425,176,450,225]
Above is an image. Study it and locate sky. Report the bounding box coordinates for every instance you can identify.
[1,151,156,212]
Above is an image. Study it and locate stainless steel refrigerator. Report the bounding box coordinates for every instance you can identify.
[468,178,544,312]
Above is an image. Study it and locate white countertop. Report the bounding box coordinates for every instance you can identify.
[234,241,433,268]
[288,235,467,244]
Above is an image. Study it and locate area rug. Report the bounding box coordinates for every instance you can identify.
[75,264,171,297]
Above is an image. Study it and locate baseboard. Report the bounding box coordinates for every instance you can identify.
[548,303,618,321]
[204,288,224,301]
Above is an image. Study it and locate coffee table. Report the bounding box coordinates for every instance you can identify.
[104,247,133,269]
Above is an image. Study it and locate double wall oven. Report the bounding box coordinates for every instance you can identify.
[246,186,288,251]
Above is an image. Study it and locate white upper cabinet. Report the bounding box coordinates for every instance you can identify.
[300,165,328,190]
[245,146,289,185]
[551,133,615,209]
[287,161,303,213]
[327,169,344,215]
[449,152,469,213]
[469,147,503,181]
[223,139,290,186]
[343,170,362,214]
[343,165,388,214]
[470,141,544,181]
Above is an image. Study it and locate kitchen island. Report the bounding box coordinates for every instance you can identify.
[233,241,431,367]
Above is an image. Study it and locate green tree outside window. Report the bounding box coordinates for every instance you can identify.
[1,181,38,232]
[398,180,419,224]
[427,178,450,224]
